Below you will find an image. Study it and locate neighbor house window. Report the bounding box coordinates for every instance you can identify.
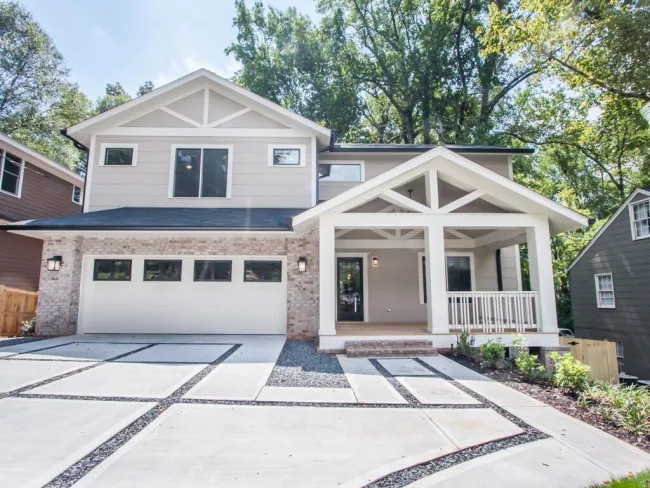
[244,260,282,282]
[268,144,305,167]
[630,199,650,240]
[319,162,364,182]
[172,146,231,198]
[419,253,473,304]
[616,341,624,373]
[0,149,24,197]
[144,260,182,281]
[100,144,137,166]
[93,259,132,281]
[595,273,615,308]
[193,260,232,282]
[72,185,82,204]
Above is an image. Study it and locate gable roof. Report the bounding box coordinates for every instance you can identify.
[293,146,588,234]
[65,69,331,144]
[0,133,83,186]
[567,187,650,272]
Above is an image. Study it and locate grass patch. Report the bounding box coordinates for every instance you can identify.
[587,469,650,487]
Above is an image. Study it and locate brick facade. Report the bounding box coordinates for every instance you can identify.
[36,230,319,339]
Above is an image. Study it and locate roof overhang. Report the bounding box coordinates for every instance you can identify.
[293,146,588,234]
[7,228,295,240]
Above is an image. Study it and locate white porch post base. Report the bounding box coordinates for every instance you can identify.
[526,220,558,333]
[425,221,449,333]
[319,216,336,335]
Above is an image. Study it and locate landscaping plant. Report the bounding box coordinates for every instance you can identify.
[21,317,36,337]
[580,381,650,436]
[511,334,548,381]
[455,328,475,358]
[551,352,591,393]
[479,338,505,368]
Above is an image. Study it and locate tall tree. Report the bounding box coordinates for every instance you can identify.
[137,80,154,96]
[95,82,131,113]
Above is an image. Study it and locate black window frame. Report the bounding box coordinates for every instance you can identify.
[93,259,132,282]
[0,149,23,196]
[143,259,183,282]
[272,148,301,166]
[193,260,232,282]
[103,147,135,166]
[172,147,230,198]
[243,260,283,283]
[420,254,473,304]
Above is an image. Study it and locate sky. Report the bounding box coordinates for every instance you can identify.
[22,0,319,101]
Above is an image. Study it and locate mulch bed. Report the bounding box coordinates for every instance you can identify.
[445,353,650,454]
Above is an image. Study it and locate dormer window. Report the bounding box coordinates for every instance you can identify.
[629,198,650,240]
[268,144,305,167]
[170,145,232,198]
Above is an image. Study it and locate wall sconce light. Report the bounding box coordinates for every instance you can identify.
[297,257,307,273]
[47,255,63,271]
[372,256,379,267]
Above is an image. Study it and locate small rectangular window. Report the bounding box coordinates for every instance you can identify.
[244,260,282,282]
[0,150,23,196]
[193,260,232,282]
[319,163,363,182]
[630,199,650,240]
[595,273,615,308]
[104,147,134,166]
[144,260,182,282]
[273,148,301,166]
[93,259,132,281]
[72,185,82,204]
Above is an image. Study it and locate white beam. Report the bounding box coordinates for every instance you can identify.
[319,216,337,335]
[330,212,545,229]
[335,239,474,250]
[96,127,313,138]
[159,107,202,128]
[208,108,252,128]
[526,220,558,332]
[424,168,439,210]
[379,190,433,214]
[378,205,397,213]
[399,229,422,240]
[370,229,398,240]
[425,224,449,333]
[446,229,471,240]
[474,229,525,248]
[438,190,487,213]
[335,229,353,238]
[202,88,209,126]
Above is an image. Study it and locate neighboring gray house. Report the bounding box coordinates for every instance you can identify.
[5,69,587,352]
[568,188,650,380]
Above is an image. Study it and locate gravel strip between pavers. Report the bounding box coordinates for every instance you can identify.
[0,337,46,348]
[266,341,350,388]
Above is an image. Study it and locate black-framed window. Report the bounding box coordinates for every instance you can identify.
[420,254,472,303]
[143,260,182,281]
[0,150,23,196]
[318,163,362,182]
[173,148,229,197]
[272,148,301,166]
[104,147,134,166]
[72,185,82,204]
[244,260,282,282]
[193,260,232,282]
[93,259,132,281]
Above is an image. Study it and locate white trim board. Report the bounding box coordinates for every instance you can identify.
[568,188,650,271]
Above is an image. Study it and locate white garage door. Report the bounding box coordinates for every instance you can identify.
[79,255,287,334]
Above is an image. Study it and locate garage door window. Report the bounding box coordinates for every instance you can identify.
[144,260,182,282]
[194,260,232,282]
[93,259,132,281]
[244,261,282,282]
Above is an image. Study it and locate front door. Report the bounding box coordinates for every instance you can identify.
[337,257,364,322]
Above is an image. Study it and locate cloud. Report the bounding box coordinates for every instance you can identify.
[154,56,242,87]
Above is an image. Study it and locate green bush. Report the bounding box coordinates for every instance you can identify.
[512,334,548,381]
[479,338,505,368]
[456,328,475,357]
[580,381,650,436]
[551,352,590,393]
[20,317,35,337]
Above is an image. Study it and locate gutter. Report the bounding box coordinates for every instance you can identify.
[3,225,293,232]
[60,129,89,212]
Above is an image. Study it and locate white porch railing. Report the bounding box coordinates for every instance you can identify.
[447,291,539,333]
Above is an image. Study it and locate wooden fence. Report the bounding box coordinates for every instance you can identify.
[0,286,38,337]
[560,337,619,383]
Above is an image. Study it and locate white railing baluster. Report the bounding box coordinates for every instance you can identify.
[445,291,539,332]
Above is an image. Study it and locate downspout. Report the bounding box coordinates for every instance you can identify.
[496,249,503,291]
[316,129,337,204]
[60,129,89,213]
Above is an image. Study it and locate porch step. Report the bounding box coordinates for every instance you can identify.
[344,340,438,358]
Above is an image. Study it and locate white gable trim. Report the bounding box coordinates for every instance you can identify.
[567,188,650,271]
[293,146,588,233]
[67,69,330,139]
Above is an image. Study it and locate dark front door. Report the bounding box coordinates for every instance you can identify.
[337,257,364,322]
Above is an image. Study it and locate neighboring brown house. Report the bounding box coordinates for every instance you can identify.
[0,133,84,291]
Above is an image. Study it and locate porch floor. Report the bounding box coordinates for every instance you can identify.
[335,322,429,336]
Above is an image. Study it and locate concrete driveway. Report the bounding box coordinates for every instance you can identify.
[0,335,648,488]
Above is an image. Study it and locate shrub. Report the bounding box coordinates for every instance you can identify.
[21,317,35,337]
[551,352,590,393]
[580,381,650,436]
[456,328,475,358]
[479,338,505,368]
[512,334,548,381]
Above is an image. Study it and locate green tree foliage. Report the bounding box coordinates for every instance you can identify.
[137,81,154,97]
[95,82,131,114]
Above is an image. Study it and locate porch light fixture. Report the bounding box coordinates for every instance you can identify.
[372,256,379,267]
[297,257,307,273]
[47,256,62,271]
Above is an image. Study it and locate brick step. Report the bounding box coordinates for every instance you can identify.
[345,343,438,358]
[345,340,433,348]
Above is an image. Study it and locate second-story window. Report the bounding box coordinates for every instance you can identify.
[0,149,24,197]
[72,185,82,204]
[172,146,232,198]
[100,144,138,166]
[630,199,650,240]
[268,144,305,167]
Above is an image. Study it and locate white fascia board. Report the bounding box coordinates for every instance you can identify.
[567,188,650,272]
[0,133,83,185]
[7,229,295,240]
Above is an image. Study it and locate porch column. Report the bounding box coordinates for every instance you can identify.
[425,221,450,333]
[526,219,558,332]
[319,215,337,336]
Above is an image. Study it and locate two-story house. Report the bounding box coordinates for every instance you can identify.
[0,133,83,291]
[568,188,650,380]
[6,69,587,352]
